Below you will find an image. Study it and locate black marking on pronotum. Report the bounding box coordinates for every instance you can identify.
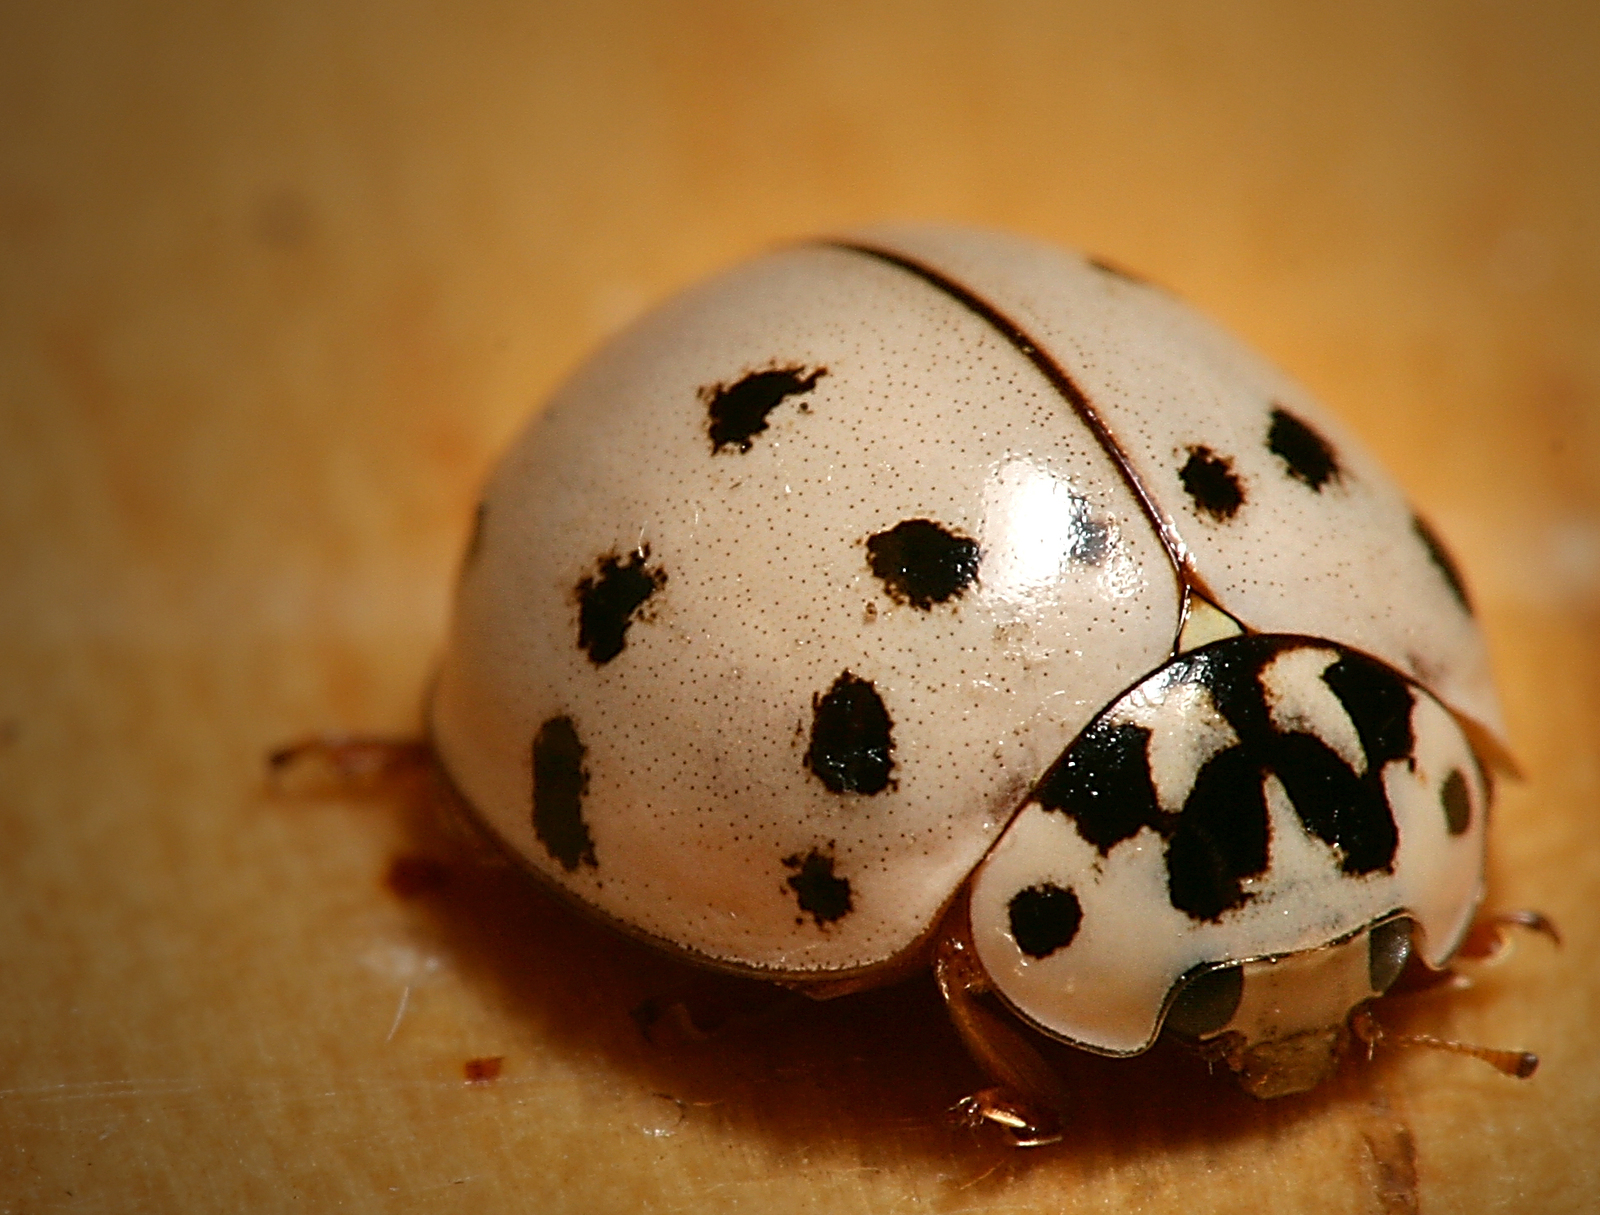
[1035,705,1263,917]
[1164,742,1272,919]
[703,365,825,454]
[827,241,1208,597]
[532,716,596,871]
[1412,514,1474,614]
[1268,729,1397,877]
[1441,768,1472,836]
[1179,446,1245,522]
[1314,652,1412,870]
[805,671,895,795]
[577,548,666,665]
[1319,653,1416,778]
[1032,634,1410,922]
[865,518,980,609]
[1034,720,1162,854]
[782,848,853,925]
[1267,407,1342,491]
[1219,641,1405,877]
[1007,882,1083,959]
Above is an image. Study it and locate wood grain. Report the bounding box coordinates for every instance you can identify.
[3,1,1597,1210]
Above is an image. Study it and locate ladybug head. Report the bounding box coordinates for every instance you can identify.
[1162,916,1414,1097]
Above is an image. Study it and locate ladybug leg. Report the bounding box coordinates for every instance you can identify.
[630,975,795,1045]
[267,734,432,796]
[1386,909,1560,997]
[1454,909,1561,961]
[934,908,1069,1148]
[950,1089,1063,1149]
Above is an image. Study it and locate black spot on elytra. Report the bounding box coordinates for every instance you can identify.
[1179,446,1245,521]
[704,365,825,454]
[866,519,980,610]
[1267,407,1342,491]
[1007,883,1083,958]
[1413,514,1474,614]
[532,716,596,871]
[783,848,853,925]
[1033,635,1411,922]
[1441,768,1472,835]
[805,671,895,795]
[577,548,665,665]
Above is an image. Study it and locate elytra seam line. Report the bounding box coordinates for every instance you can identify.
[828,240,1200,595]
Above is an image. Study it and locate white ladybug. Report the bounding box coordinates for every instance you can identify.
[429,226,1532,1144]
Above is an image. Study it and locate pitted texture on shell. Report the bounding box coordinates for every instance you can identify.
[433,243,1180,975]
[854,226,1502,738]
[968,636,1486,1055]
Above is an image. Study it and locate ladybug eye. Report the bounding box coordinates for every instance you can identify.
[1163,964,1244,1040]
[1368,917,1414,994]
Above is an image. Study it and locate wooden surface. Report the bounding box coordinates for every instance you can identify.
[3,2,1598,1210]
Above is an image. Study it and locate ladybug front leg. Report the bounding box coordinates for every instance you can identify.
[933,908,1069,1148]
[1454,909,1561,960]
[1388,908,1561,997]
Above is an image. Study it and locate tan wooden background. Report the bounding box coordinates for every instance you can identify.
[3,2,1598,1211]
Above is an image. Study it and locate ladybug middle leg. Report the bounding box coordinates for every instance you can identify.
[934,899,1069,1148]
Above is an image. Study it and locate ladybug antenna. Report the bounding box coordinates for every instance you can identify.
[1351,1007,1538,1079]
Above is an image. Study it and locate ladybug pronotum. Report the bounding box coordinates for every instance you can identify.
[429,226,1532,1145]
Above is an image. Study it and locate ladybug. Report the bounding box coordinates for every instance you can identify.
[428,226,1535,1145]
